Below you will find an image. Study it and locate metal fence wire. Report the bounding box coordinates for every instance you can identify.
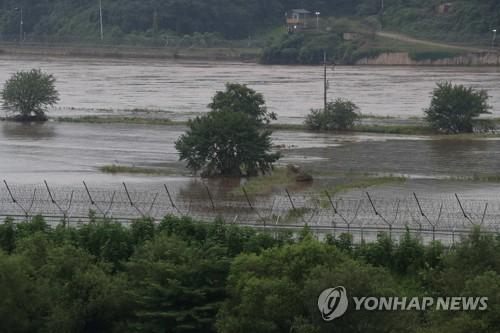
[0,181,498,243]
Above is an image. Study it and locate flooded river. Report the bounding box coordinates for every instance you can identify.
[2,121,500,196]
[0,55,500,122]
[1,56,500,196]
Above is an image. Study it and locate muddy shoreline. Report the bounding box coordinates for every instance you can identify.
[0,43,260,62]
[2,43,500,66]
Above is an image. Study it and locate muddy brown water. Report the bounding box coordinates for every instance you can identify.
[2,121,500,198]
[1,56,500,197]
[1,56,500,123]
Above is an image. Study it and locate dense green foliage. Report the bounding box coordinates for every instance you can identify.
[305,98,360,131]
[1,69,59,121]
[0,0,498,43]
[383,0,500,42]
[175,83,280,177]
[424,82,491,134]
[1,215,500,332]
[261,31,369,65]
[0,0,362,41]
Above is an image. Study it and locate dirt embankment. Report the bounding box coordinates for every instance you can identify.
[356,52,500,66]
[0,43,260,62]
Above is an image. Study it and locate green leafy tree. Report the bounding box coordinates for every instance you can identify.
[38,245,131,333]
[0,217,16,253]
[0,252,45,333]
[175,83,280,177]
[305,98,360,131]
[127,233,230,332]
[424,82,491,134]
[1,69,59,121]
[216,238,348,332]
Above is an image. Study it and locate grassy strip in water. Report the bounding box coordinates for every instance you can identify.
[100,164,176,176]
[55,116,500,139]
[232,167,299,196]
[233,167,407,197]
[270,123,434,135]
[324,175,408,197]
[446,174,500,183]
[352,124,435,135]
[55,116,184,126]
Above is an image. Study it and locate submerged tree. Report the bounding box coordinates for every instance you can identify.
[424,82,491,134]
[1,69,59,121]
[175,83,280,177]
[305,98,359,131]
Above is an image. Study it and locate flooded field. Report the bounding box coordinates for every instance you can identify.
[1,121,500,197]
[1,55,500,203]
[0,55,500,122]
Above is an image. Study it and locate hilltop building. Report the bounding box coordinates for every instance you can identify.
[286,9,312,32]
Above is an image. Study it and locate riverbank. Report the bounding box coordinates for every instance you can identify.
[0,42,260,62]
[2,42,500,66]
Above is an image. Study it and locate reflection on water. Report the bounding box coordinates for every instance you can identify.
[1,122,57,140]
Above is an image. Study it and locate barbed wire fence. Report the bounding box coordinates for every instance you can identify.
[0,181,498,244]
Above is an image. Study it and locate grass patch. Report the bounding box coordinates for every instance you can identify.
[232,167,304,196]
[352,124,435,135]
[324,176,408,197]
[358,114,398,120]
[272,123,434,135]
[100,164,176,176]
[446,174,500,183]
[284,207,312,222]
[370,35,470,54]
[55,116,184,126]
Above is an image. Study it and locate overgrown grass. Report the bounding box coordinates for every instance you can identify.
[100,164,176,176]
[55,116,184,126]
[447,174,500,183]
[352,124,435,135]
[232,167,305,196]
[369,35,470,55]
[324,176,408,197]
[54,115,500,138]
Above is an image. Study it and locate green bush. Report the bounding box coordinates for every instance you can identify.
[1,69,59,122]
[424,82,492,133]
[3,215,500,332]
[305,98,360,131]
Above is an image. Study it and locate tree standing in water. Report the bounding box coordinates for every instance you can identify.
[175,83,280,177]
[1,69,59,122]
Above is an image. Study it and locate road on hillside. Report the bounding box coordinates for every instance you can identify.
[376,31,493,53]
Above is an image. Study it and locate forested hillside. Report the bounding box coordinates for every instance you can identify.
[0,0,498,42]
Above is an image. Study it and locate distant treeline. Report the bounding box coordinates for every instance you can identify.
[0,0,498,41]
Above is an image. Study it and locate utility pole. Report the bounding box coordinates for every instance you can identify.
[14,7,23,43]
[323,51,328,111]
[380,0,384,30]
[20,8,23,42]
[99,0,104,41]
[493,29,497,49]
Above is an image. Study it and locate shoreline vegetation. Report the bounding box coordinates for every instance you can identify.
[99,164,178,176]
[49,115,500,138]
[1,42,499,66]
